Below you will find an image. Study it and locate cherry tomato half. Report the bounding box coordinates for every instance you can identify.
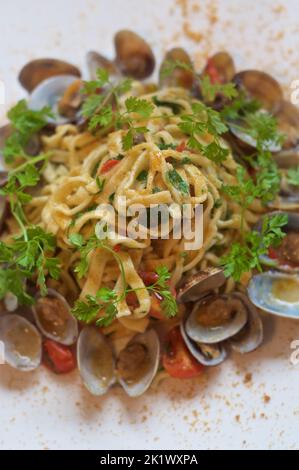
[43,340,76,374]
[163,327,204,379]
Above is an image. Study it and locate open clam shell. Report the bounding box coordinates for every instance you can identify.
[117,329,160,397]
[228,118,282,153]
[257,211,299,273]
[177,267,226,303]
[159,48,194,89]
[248,271,299,320]
[229,293,263,354]
[185,294,248,344]
[28,75,82,125]
[180,320,227,366]
[77,326,116,396]
[33,289,78,345]
[0,314,42,371]
[233,70,283,113]
[86,51,119,80]
[19,58,81,93]
[204,52,236,84]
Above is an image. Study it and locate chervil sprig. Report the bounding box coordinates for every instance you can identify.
[69,234,177,325]
[221,213,288,281]
[81,69,154,150]
[3,100,52,164]
[0,226,61,302]
[286,166,299,187]
[179,102,229,163]
[200,75,238,102]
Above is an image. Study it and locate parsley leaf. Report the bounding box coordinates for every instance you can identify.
[179,102,229,164]
[286,166,299,187]
[200,75,238,102]
[125,96,154,118]
[3,100,52,163]
[167,169,190,195]
[136,170,148,184]
[221,213,288,281]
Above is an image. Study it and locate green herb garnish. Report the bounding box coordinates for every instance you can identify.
[3,100,52,164]
[221,213,288,281]
[167,169,190,195]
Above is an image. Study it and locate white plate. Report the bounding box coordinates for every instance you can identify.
[1,0,299,450]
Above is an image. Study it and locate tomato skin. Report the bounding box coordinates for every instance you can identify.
[205,58,222,84]
[149,293,165,320]
[163,327,204,379]
[268,247,278,260]
[126,291,139,309]
[43,340,76,374]
[113,244,121,253]
[100,159,120,174]
[139,271,159,286]
[176,141,186,152]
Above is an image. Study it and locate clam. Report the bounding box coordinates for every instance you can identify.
[233,70,283,113]
[57,79,83,120]
[77,326,116,396]
[19,58,81,93]
[228,116,282,153]
[258,212,299,273]
[229,293,263,353]
[273,100,299,169]
[0,314,42,371]
[180,320,227,366]
[29,75,82,125]
[114,30,155,79]
[185,293,248,344]
[159,48,194,89]
[269,176,299,211]
[117,329,160,397]
[177,267,226,303]
[32,289,78,345]
[86,51,119,80]
[203,52,236,83]
[275,100,299,149]
[248,271,299,320]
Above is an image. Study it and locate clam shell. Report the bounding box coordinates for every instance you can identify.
[86,51,119,80]
[248,272,299,320]
[28,75,81,125]
[114,30,155,79]
[229,293,263,354]
[233,70,283,113]
[257,211,299,273]
[177,267,226,303]
[180,320,227,366]
[118,329,160,397]
[159,48,194,89]
[0,314,42,371]
[19,58,81,92]
[77,326,116,396]
[185,294,248,344]
[204,52,236,83]
[33,289,78,345]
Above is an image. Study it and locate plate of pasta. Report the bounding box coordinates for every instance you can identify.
[1,0,299,451]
